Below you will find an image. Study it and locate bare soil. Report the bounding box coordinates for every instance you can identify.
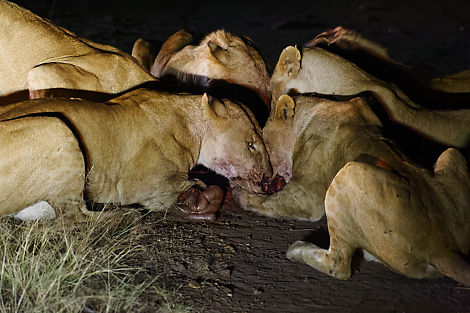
[136,205,470,313]
[11,0,470,312]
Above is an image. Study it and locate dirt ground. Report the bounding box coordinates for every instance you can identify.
[11,0,470,312]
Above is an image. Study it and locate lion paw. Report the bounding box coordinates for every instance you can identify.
[287,240,352,280]
[286,240,319,262]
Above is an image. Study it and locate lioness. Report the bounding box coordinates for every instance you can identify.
[270,28,470,149]
[0,89,272,222]
[234,94,470,285]
[0,0,155,98]
[307,26,470,94]
[132,29,271,122]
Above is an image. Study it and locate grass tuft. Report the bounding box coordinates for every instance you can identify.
[0,212,189,313]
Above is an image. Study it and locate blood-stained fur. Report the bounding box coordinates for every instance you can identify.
[234,94,470,285]
[0,89,271,222]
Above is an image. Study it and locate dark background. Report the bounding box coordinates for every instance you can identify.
[13,0,470,76]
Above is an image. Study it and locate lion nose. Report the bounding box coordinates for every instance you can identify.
[272,174,286,192]
[259,174,286,194]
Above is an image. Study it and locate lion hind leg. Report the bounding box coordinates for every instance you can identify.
[305,26,390,60]
[0,116,85,218]
[74,202,119,220]
[433,251,470,286]
[435,148,470,253]
[287,240,354,280]
[434,148,470,194]
[74,201,141,222]
[430,69,470,93]
[27,62,101,99]
[12,200,94,222]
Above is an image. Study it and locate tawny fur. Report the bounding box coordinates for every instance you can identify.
[270,30,470,149]
[0,116,85,217]
[131,38,156,73]
[234,94,470,285]
[429,69,470,93]
[144,29,271,107]
[0,0,155,97]
[0,89,271,219]
[306,26,470,94]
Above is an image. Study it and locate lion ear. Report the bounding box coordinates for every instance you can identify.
[151,29,193,77]
[350,96,382,127]
[207,40,229,62]
[202,93,229,120]
[273,94,296,120]
[207,40,219,53]
[277,46,301,77]
[202,93,216,119]
[241,35,256,48]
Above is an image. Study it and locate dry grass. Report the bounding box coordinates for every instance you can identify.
[0,212,190,313]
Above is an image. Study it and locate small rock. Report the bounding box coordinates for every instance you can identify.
[188,280,201,289]
[82,306,96,313]
[224,245,236,253]
[221,269,231,277]
[176,262,187,272]
[253,288,264,295]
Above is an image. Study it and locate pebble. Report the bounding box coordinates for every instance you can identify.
[188,280,201,289]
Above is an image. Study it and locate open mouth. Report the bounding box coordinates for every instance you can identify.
[260,174,286,194]
[229,173,286,195]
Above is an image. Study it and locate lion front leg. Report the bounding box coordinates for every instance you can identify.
[285,165,369,280]
[232,178,326,221]
[429,69,470,93]
[286,240,354,280]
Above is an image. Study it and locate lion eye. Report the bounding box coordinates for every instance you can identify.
[247,142,256,151]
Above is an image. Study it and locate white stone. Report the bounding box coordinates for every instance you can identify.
[13,201,56,220]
